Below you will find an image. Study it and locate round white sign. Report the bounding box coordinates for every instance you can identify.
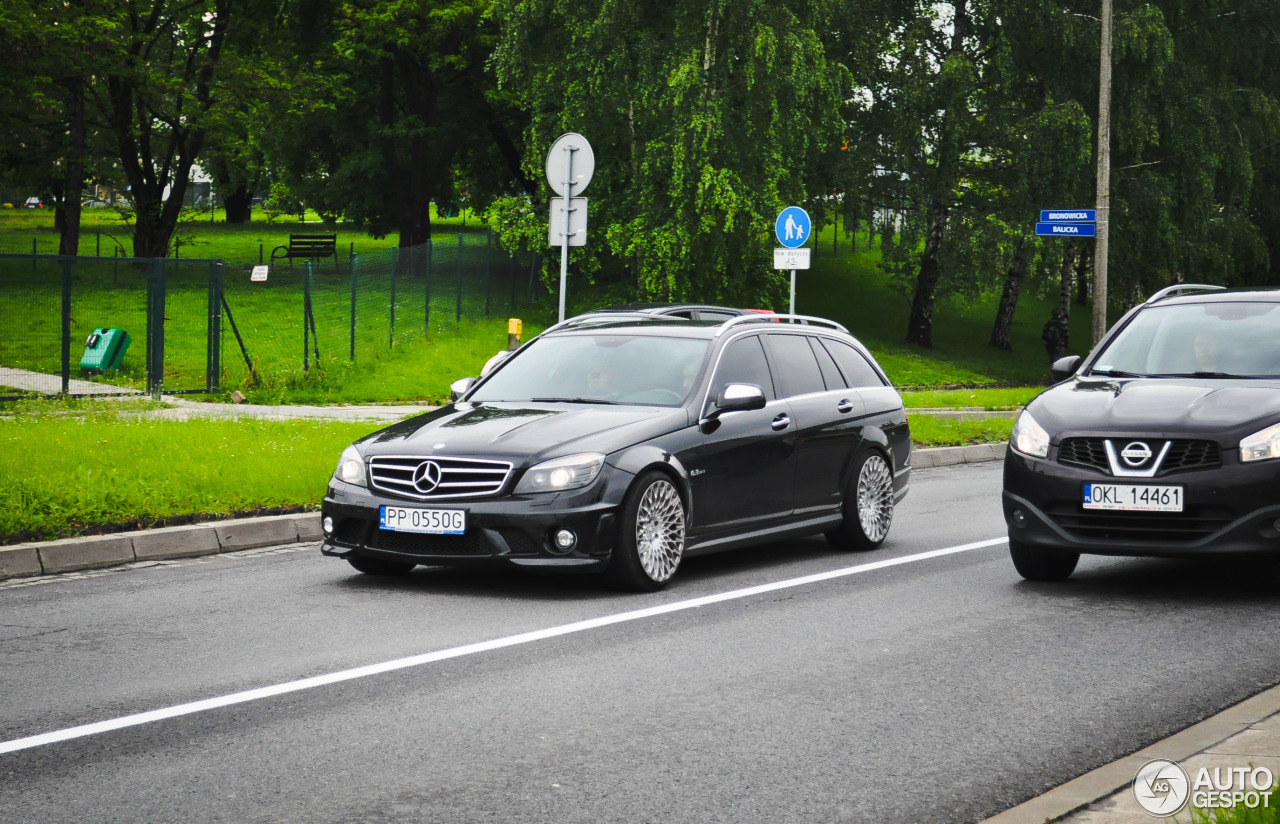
[545,133,595,197]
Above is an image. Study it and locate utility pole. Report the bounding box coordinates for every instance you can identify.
[1093,0,1114,346]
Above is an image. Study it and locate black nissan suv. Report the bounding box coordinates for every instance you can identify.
[321,313,912,591]
[1003,285,1280,580]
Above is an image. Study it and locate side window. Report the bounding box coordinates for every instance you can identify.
[809,337,847,390]
[765,333,827,398]
[822,339,886,388]
[711,335,775,401]
[695,310,739,322]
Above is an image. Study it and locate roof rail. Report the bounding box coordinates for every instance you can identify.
[716,313,849,335]
[1145,284,1226,304]
[541,312,658,335]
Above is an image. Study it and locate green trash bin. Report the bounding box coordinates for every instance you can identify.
[79,328,131,371]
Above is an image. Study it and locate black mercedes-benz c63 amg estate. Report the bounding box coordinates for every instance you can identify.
[1004,285,1280,580]
[321,312,912,590]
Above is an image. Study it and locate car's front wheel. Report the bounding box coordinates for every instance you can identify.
[826,450,894,551]
[606,470,686,591]
[1008,538,1079,581]
[347,556,416,576]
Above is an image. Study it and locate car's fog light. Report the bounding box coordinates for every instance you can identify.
[1012,509,1027,528]
[322,516,334,535]
[553,529,577,551]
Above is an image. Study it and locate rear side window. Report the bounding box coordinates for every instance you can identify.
[765,333,827,398]
[821,339,886,388]
[809,337,847,390]
[696,310,739,322]
[712,335,775,400]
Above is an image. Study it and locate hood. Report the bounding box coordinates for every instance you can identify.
[355,402,688,466]
[1030,377,1280,440]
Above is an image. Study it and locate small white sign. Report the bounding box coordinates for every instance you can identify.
[548,197,588,247]
[774,247,811,270]
[251,265,269,282]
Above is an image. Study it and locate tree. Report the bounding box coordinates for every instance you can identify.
[491,0,847,306]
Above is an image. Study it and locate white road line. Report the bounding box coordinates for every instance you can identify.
[0,537,1007,755]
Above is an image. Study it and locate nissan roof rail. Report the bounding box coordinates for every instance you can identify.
[1145,284,1226,304]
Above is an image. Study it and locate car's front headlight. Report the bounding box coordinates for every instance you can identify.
[1011,410,1051,458]
[333,445,367,487]
[1240,424,1280,463]
[514,453,605,494]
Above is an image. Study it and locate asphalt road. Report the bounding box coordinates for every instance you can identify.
[4,461,1280,823]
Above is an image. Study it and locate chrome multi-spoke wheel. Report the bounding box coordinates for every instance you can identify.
[635,479,685,583]
[826,450,895,552]
[856,453,894,543]
[607,471,686,591]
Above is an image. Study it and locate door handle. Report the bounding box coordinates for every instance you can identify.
[771,414,790,431]
[837,399,854,414]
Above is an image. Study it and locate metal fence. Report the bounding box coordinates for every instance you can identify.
[0,231,541,399]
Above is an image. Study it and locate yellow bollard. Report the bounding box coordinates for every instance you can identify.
[507,318,523,350]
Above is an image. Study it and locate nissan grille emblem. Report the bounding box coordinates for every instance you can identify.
[1120,441,1153,467]
[412,461,443,494]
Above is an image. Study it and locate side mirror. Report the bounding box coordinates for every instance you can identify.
[700,383,766,433]
[715,383,767,412]
[1050,355,1082,384]
[449,377,478,402]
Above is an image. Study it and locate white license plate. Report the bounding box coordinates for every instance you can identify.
[1083,483,1183,512]
[379,506,466,535]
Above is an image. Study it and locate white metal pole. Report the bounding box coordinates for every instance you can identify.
[789,270,796,316]
[558,146,577,323]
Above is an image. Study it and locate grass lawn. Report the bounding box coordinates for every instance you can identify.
[0,397,1016,544]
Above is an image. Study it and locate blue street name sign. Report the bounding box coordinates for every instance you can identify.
[775,207,812,249]
[1039,209,1096,222]
[1036,222,1097,237]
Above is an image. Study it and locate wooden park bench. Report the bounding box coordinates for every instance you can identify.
[270,233,338,268]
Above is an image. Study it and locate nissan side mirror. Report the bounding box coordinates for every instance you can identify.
[449,377,477,402]
[1050,355,1082,385]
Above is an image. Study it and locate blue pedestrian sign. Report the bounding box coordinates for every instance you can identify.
[1039,209,1096,223]
[1036,222,1097,237]
[775,207,811,248]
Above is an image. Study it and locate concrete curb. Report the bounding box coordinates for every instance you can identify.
[0,511,320,582]
[0,443,1006,583]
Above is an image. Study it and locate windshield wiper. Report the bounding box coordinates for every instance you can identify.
[1158,371,1250,379]
[529,397,623,405]
[1087,368,1145,378]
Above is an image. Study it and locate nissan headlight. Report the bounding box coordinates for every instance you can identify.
[515,453,605,494]
[1011,411,1050,458]
[1240,424,1280,463]
[333,445,367,487]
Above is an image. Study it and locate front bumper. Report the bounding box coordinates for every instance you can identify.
[1002,446,1280,557]
[320,466,636,573]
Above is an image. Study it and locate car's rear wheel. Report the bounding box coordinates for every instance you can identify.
[347,556,416,576]
[826,450,894,551]
[1008,538,1079,581]
[606,470,686,591]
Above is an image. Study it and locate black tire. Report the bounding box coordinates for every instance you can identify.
[605,470,686,592]
[826,450,895,551]
[1008,538,1079,581]
[347,556,416,576]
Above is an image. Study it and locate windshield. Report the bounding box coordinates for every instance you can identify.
[468,333,710,406]
[1090,301,1280,378]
